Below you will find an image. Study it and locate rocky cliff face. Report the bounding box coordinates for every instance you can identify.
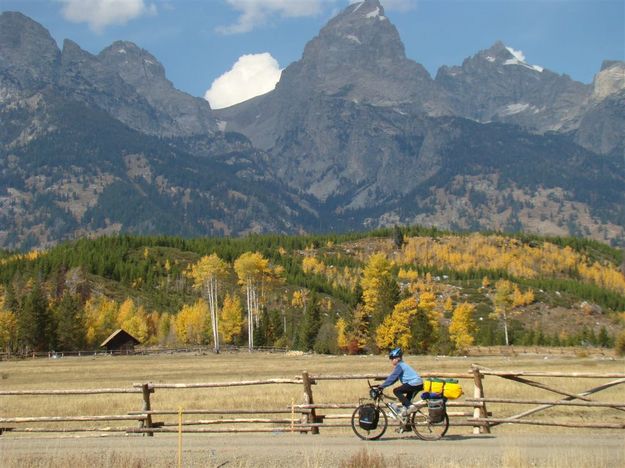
[0,11,216,140]
[575,61,625,155]
[0,12,59,90]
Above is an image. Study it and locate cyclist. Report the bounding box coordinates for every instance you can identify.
[378,347,423,416]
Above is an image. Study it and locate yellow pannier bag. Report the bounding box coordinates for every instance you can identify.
[423,378,463,400]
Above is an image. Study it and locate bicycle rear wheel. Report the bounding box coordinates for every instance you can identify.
[409,409,449,441]
[351,405,388,440]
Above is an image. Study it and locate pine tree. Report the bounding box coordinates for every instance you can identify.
[297,293,321,351]
[393,225,404,250]
[410,304,435,354]
[54,292,86,351]
[17,282,54,352]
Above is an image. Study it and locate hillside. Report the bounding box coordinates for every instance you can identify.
[1,228,623,355]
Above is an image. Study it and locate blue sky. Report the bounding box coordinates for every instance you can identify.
[1,0,623,108]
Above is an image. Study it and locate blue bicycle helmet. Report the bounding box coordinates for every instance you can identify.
[389,347,403,359]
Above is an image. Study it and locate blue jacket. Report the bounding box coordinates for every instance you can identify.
[380,361,422,388]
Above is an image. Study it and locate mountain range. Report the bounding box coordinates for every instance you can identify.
[1,0,624,250]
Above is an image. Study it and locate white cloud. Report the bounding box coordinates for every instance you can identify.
[205,53,282,109]
[218,0,330,34]
[59,0,157,33]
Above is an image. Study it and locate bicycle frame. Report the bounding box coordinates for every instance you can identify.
[351,380,449,440]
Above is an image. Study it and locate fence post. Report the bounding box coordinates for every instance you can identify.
[471,365,490,434]
[140,383,154,436]
[301,371,319,435]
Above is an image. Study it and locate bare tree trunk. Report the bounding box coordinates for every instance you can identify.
[503,311,509,346]
[211,277,219,353]
[247,278,253,352]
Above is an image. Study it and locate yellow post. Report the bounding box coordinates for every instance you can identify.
[178,406,183,468]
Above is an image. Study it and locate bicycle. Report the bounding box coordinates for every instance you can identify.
[351,381,449,441]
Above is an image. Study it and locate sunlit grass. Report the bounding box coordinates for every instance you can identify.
[1,352,623,435]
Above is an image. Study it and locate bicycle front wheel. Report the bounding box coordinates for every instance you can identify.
[409,409,449,441]
[351,405,388,440]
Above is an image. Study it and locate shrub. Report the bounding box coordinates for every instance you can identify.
[615,330,625,357]
[339,449,387,468]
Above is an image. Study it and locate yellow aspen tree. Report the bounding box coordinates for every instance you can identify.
[234,251,269,352]
[84,296,118,347]
[375,297,417,351]
[512,286,535,308]
[291,290,307,309]
[220,293,244,344]
[449,302,476,352]
[302,256,325,275]
[335,317,349,352]
[120,304,149,344]
[0,311,17,352]
[174,299,209,345]
[350,303,370,353]
[361,253,399,330]
[187,254,229,353]
[491,279,515,345]
[116,297,136,328]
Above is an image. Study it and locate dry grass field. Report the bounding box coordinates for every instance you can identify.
[1,352,624,467]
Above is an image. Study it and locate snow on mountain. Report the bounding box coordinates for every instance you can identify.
[504,46,544,72]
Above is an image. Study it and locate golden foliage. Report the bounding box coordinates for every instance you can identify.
[174,299,209,345]
[449,302,476,351]
[0,309,17,351]
[220,293,244,344]
[401,234,625,294]
[336,317,349,351]
[375,297,417,351]
[84,296,119,347]
[186,254,229,291]
[361,253,394,324]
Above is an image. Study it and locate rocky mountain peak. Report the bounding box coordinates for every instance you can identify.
[98,41,167,88]
[591,60,625,102]
[274,0,438,109]
[439,40,545,78]
[0,11,60,89]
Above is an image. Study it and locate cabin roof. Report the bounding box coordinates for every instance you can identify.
[100,328,140,348]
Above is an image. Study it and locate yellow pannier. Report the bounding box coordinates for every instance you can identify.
[423,378,463,400]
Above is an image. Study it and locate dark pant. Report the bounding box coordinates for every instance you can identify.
[394,383,424,407]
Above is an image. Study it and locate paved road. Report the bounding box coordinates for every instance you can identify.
[2,432,624,467]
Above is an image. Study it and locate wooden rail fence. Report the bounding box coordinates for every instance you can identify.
[1,366,623,436]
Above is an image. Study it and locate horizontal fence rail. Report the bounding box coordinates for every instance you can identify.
[1,366,623,436]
